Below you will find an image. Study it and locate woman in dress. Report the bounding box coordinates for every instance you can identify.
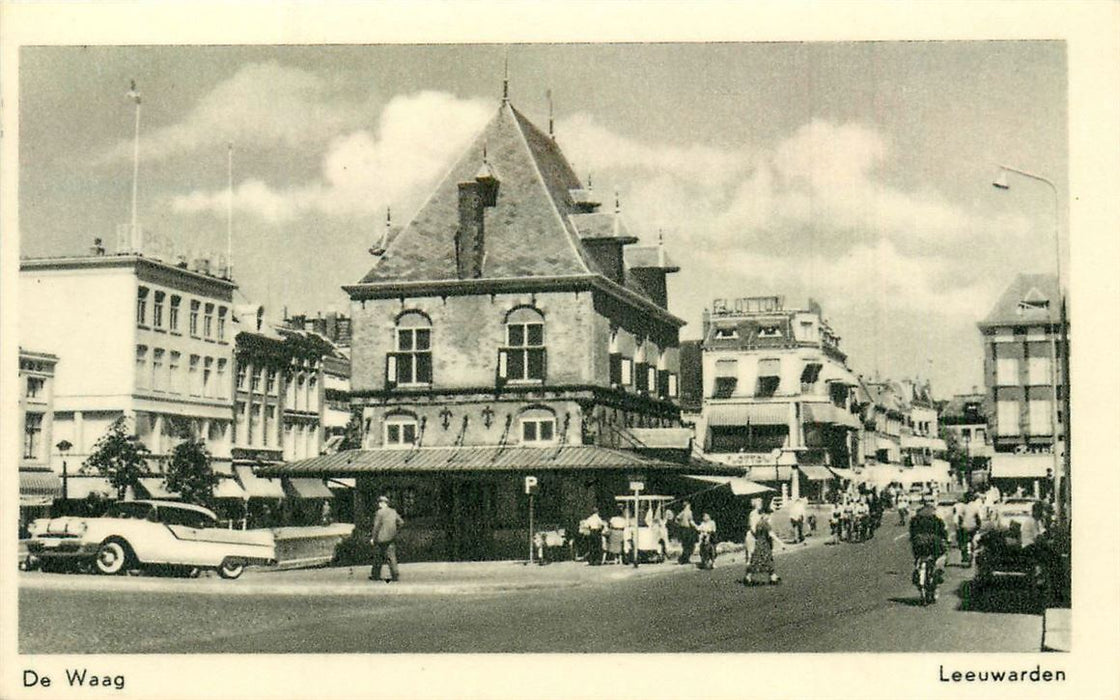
[743,508,784,585]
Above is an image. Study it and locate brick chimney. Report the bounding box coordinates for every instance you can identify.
[455,163,500,279]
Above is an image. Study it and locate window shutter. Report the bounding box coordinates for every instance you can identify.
[658,369,669,397]
[609,353,622,386]
[497,349,508,380]
[621,358,632,386]
[668,372,678,398]
[385,354,398,390]
[634,362,647,392]
[647,366,657,393]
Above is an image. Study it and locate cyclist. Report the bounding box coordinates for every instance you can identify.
[909,495,949,599]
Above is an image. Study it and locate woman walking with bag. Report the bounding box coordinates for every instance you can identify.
[742,507,785,585]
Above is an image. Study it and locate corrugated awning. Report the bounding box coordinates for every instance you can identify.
[283,477,334,499]
[706,403,789,427]
[20,470,62,497]
[684,474,774,496]
[990,453,1053,479]
[212,478,248,499]
[799,465,835,481]
[64,477,116,500]
[256,445,691,477]
[137,478,180,500]
[235,466,286,498]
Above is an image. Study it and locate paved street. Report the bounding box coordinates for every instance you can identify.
[19,520,1044,654]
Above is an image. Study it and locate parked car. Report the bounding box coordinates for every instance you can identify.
[973,497,1050,592]
[26,500,275,579]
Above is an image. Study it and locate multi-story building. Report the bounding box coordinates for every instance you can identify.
[978,273,1065,497]
[858,378,950,491]
[940,392,994,488]
[263,92,706,560]
[18,349,60,532]
[20,253,236,496]
[695,296,862,502]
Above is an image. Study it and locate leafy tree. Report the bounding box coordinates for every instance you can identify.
[164,438,218,507]
[84,417,149,500]
[338,408,364,451]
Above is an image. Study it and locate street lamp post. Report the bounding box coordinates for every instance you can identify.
[56,440,72,514]
[992,165,1067,524]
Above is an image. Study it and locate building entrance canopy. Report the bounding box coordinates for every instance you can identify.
[706,403,789,427]
[684,474,774,496]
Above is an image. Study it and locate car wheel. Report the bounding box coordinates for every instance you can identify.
[95,539,133,575]
[218,557,245,580]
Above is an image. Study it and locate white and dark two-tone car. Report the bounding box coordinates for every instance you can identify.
[26,500,275,579]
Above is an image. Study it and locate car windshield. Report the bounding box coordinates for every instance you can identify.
[105,502,157,520]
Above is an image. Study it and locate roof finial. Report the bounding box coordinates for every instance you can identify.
[658,228,664,246]
[502,49,510,103]
[547,88,554,138]
[482,140,488,163]
[587,173,593,191]
[370,206,390,256]
[614,188,621,215]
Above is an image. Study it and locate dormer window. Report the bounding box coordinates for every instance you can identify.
[714,327,739,340]
[759,325,782,338]
[519,408,557,444]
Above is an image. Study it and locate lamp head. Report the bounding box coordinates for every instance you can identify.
[992,168,1010,190]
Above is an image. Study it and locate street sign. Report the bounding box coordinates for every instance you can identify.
[629,481,644,492]
[524,475,538,495]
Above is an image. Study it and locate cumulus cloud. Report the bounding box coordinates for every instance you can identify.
[100,62,377,163]
[557,113,1031,309]
[172,91,492,221]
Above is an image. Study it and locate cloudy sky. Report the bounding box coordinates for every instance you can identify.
[19,42,1067,396]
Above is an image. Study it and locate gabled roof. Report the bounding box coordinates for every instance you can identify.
[979,273,1060,328]
[359,102,592,284]
[353,100,676,317]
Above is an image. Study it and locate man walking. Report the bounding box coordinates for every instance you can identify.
[582,506,605,565]
[789,497,807,543]
[676,501,698,565]
[370,495,405,583]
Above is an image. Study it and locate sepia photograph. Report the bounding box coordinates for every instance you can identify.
[2,3,1118,699]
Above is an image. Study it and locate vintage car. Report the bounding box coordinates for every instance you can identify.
[973,498,1050,592]
[26,500,275,579]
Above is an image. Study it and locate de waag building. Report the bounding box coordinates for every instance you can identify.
[261,92,726,561]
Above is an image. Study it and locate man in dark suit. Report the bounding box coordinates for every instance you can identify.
[370,495,405,582]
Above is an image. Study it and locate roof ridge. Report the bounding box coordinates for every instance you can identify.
[507,104,593,277]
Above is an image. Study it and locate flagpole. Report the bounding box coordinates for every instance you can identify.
[129,81,142,251]
[227,142,233,280]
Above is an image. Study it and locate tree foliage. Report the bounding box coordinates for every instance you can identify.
[165,438,218,507]
[84,417,149,500]
[338,408,364,451]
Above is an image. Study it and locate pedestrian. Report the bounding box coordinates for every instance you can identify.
[607,502,628,564]
[897,490,911,525]
[582,506,605,565]
[696,512,718,569]
[789,497,807,543]
[745,498,764,559]
[675,501,698,565]
[369,495,405,583]
[743,507,784,585]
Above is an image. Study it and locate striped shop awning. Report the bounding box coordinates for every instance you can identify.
[20,470,62,497]
[234,466,286,498]
[706,403,790,427]
[283,477,334,499]
[798,465,835,481]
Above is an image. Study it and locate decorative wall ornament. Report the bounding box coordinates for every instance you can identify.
[439,406,453,430]
[481,405,495,428]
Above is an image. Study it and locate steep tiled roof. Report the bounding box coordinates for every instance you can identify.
[979,274,1060,327]
[356,101,671,311]
[360,103,591,284]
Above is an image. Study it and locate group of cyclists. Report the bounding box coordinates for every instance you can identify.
[828,488,887,544]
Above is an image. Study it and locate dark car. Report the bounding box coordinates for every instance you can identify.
[972,499,1052,593]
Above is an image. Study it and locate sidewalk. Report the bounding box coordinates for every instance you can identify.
[1041,607,1071,652]
[19,529,830,597]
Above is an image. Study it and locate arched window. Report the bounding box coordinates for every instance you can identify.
[499,307,545,382]
[387,311,432,388]
[384,413,419,448]
[518,407,557,444]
